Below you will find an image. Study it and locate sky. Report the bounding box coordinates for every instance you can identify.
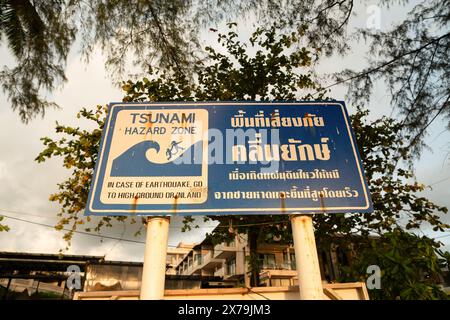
[0,1,449,262]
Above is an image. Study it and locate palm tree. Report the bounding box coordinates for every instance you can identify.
[0,0,45,58]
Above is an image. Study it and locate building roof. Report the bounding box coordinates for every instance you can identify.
[0,251,106,279]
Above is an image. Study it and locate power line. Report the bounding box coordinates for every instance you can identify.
[0,213,292,253]
[434,233,450,239]
[0,208,291,229]
[2,211,449,274]
[245,287,270,300]
[2,209,448,255]
[429,176,450,186]
[0,208,56,219]
[0,213,147,244]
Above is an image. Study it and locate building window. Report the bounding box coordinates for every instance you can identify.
[259,254,276,269]
[336,247,350,267]
[225,238,236,247]
[282,252,296,270]
[226,258,236,276]
[321,250,334,281]
[194,253,202,265]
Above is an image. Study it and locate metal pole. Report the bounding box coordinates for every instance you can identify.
[35,280,40,295]
[3,277,11,300]
[290,214,323,300]
[140,216,170,300]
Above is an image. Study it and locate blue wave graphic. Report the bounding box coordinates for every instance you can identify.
[111,140,203,177]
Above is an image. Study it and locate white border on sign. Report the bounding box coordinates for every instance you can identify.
[88,102,371,214]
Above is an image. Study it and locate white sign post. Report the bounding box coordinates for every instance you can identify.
[290,214,323,300]
[139,216,170,300]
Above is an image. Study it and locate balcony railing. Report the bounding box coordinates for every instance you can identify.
[203,251,213,263]
[214,267,237,278]
[261,262,296,270]
[214,268,225,277]
[194,256,202,266]
[213,242,237,259]
[200,250,223,270]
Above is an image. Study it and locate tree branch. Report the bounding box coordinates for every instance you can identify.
[315,32,450,95]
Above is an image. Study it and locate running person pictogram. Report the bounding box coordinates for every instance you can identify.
[166,140,184,160]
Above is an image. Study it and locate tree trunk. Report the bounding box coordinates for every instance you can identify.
[248,229,260,287]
